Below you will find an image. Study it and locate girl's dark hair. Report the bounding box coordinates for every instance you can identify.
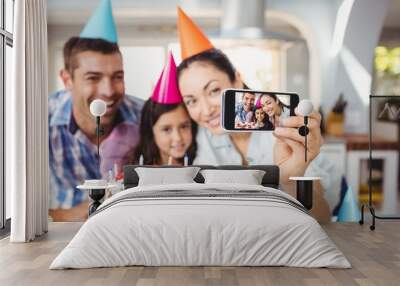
[133,100,197,165]
[253,106,274,130]
[177,48,238,84]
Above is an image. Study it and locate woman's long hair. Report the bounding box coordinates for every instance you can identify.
[262,94,290,116]
[133,100,197,165]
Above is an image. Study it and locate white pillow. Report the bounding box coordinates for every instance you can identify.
[200,169,266,185]
[135,167,200,186]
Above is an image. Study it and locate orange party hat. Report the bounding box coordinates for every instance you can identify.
[177,6,214,60]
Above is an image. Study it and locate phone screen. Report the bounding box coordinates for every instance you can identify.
[222,89,299,131]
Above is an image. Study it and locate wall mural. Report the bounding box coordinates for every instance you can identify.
[48,0,342,222]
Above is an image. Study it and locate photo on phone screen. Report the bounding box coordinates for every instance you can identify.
[222,89,299,131]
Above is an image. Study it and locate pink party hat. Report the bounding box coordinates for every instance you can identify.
[151,52,183,104]
[255,96,262,109]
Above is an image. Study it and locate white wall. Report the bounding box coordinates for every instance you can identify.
[335,0,391,133]
[285,42,309,100]
[268,0,391,134]
[267,0,339,109]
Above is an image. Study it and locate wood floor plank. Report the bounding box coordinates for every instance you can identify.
[116,267,142,286]
[135,278,155,286]
[0,222,400,286]
[204,267,221,279]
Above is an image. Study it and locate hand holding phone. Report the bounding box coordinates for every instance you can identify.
[274,107,323,173]
[222,89,317,162]
[221,89,299,131]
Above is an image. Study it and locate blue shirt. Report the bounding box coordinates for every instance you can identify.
[235,103,253,124]
[48,90,143,209]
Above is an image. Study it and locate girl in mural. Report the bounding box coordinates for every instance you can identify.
[260,94,291,128]
[133,53,197,166]
[253,97,274,130]
[176,7,341,222]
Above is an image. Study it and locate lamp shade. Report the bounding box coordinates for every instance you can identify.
[90,99,107,117]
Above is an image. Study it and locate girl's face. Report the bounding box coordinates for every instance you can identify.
[152,105,192,162]
[178,62,242,135]
[255,108,265,123]
[262,96,279,117]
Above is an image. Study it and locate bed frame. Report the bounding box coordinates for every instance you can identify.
[123,165,314,211]
[87,165,313,215]
[123,165,280,189]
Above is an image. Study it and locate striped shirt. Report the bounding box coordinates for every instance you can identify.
[48,90,143,209]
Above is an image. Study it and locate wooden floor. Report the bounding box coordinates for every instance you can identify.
[0,222,399,286]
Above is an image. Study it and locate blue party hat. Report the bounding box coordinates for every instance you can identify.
[80,0,118,43]
[337,187,361,222]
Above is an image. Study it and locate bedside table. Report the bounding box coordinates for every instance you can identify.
[77,182,117,215]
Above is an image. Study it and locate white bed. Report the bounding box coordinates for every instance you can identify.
[50,183,351,269]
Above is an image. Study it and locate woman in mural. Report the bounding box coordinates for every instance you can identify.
[176,7,340,222]
[260,94,291,128]
[133,53,197,166]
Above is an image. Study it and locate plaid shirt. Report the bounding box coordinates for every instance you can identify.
[235,103,253,123]
[48,90,143,209]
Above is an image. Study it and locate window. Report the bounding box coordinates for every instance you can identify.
[1,0,14,233]
[5,0,13,33]
[120,46,165,100]
[373,46,400,95]
[168,40,282,91]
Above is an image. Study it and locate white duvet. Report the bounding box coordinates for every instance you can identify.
[50,183,351,269]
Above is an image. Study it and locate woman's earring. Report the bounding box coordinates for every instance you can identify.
[297,100,314,162]
[139,154,144,165]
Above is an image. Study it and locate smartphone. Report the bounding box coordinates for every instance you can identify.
[221,89,299,131]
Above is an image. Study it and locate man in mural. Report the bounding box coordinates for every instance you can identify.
[48,0,143,221]
[235,92,256,129]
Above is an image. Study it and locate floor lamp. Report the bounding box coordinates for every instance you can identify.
[359,95,400,230]
[87,99,107,215]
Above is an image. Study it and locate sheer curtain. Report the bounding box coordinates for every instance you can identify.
[7,0,49,242]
